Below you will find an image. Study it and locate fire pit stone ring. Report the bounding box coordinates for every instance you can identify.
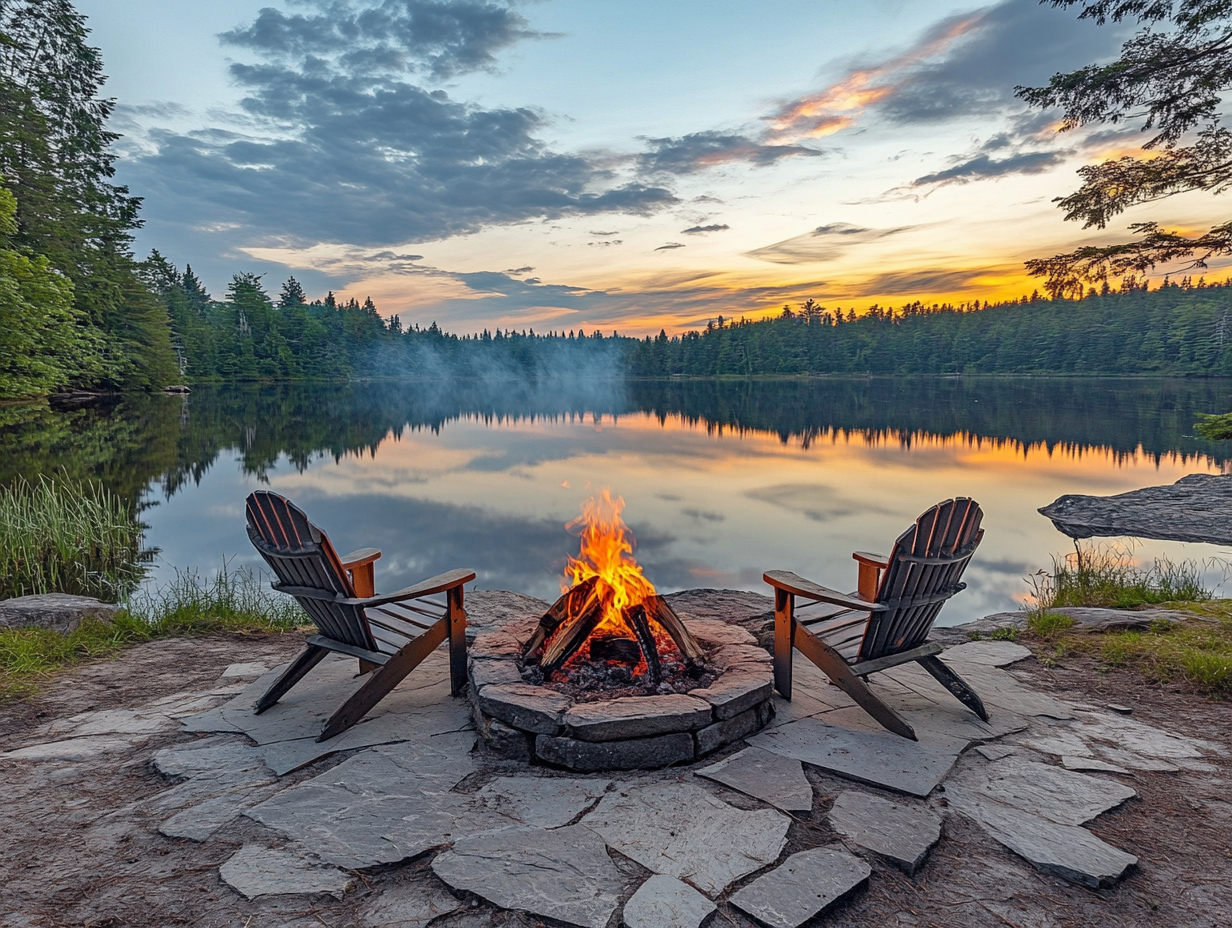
[468,615,775,772]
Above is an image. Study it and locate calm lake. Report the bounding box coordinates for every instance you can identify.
[5,377,1232,625]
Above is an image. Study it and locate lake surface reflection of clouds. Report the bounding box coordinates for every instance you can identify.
[140,403,1232,626]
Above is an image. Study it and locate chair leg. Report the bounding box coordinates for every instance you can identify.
[918,655,989,722]
[773,589,795,700]
[447,585,467,696]
[255,644,329,714]
[317,620,448,741]
[792,625,918,740]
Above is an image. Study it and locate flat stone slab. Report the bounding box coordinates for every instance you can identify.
[476,776,610,828]
[947,785,1138,888]
[663,589,773,627]
[692,667,773,720]
[828,790,942,875]
[254,699,472,775]
[477,683,572,735]
[1070,709,1218,760]
[749,716,961,797]
[696,746,813,812]
[622,875,715,928]
[1040,472,1232,545]
[564,694,712,741]
[951,757,1136,826]
[358,885,462,927]
[464,590,548,640]
[153,737,268,778]
[684,618,758,647]
[729,847,871,928]
[220,662,269,680]
[581,781,789,898]
[431,824,621,928]
[536,731,694,771]
[940,641,1032,666]
[1062,755,1132,775]
[160,782,281,841]
[246,736,484,868]
[219,845,352,900]
[0,593,120,634]
[1,735,136,761]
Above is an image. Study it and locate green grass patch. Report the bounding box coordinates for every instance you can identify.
[0,474,146,601]
[1096,609,1232,694]
[1027,611,1077,638]
[0,562,308,700]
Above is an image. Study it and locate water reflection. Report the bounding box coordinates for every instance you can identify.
[3,378,1230,624]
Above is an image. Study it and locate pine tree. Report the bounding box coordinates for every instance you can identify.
[0,0,177,390]
[279,276,307,308]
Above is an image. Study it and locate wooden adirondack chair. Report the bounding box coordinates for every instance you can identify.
[245,490,476,741]
[764,498,986,741]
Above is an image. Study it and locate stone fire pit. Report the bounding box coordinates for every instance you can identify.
[468,611,774,771]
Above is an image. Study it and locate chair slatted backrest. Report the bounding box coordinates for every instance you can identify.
[245,491,377,651]
[857,498,984,662]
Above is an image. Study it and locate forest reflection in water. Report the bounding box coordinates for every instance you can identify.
[3,377,1231,624]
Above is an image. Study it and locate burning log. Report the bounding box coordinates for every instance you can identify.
[643,595,705,665]
[522,575,602,663]
[590,636,641,662]
[537,579,613,677]
[624,603,662,689]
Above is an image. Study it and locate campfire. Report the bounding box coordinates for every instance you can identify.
[521,492,714,699]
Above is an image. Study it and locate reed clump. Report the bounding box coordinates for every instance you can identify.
[0,562,308,700]
[1026,542,1211,613]
[0,475,146,602]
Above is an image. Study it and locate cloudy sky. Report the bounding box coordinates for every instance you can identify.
[78,0,1223,335]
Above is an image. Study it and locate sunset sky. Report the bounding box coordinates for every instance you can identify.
[78,0,1228,335]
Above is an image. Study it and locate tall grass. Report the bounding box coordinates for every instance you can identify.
[0,562,309,699]
[0,474,146,602]
[1026,541,1213,613]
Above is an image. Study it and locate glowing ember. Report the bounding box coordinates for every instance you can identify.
[563,490,656,634]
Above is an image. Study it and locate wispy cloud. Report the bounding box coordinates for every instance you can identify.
[681,224,730,235]
[747,222,915,265]
[637,131,822,175]
[766,0,1130,143]
[654,242,686,252]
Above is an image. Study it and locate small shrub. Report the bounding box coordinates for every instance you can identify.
[1194,411,1232,440]
[988,626,1019,642]
[1027,612,1076,639]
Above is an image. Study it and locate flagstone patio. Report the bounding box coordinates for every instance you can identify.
[1,589,1228,928]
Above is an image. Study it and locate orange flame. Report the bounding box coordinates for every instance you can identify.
[564,491,656,633]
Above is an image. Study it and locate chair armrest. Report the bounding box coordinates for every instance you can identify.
[852,551,889,569]
[764,570,885,612]
[345,568,477,608]
[340,547,382,569]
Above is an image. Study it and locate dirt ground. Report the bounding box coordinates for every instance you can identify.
[0,632,1229,928]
